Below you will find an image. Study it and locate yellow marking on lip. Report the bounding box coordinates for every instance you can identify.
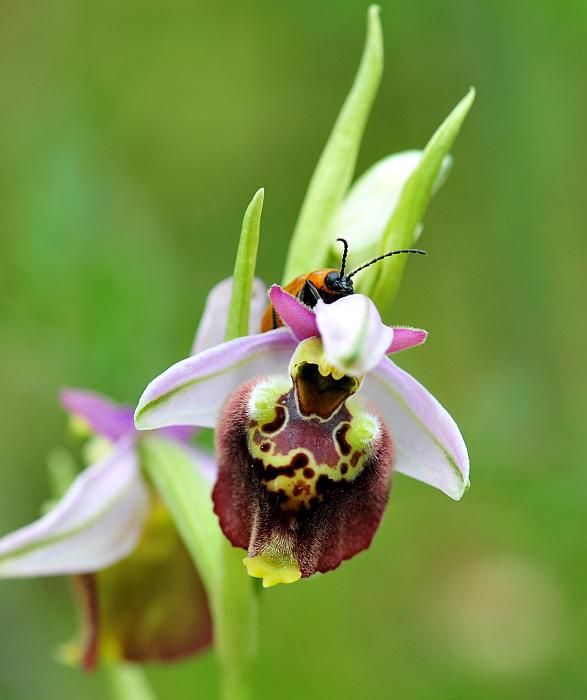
[290,337,348,383]
[243,554,301,588]
[248,378,291,424]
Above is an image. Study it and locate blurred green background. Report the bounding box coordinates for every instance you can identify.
[1,0,586,698]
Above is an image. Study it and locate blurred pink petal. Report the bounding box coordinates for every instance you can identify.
[60,388,134,441]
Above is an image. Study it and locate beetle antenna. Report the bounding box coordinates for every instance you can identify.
[336,238,349,277]
[347,248,427,279]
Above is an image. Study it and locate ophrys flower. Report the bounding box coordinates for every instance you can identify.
[135,286,469,587]
[0,388,214,668]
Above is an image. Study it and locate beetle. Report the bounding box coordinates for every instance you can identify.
[261,238,425,332]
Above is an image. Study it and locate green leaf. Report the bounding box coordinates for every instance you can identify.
[225,188,264,341]
[139,436,221,596]
[368,88,476,319]
[282,5,384,282]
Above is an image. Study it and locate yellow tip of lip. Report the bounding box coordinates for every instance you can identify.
[243,555,301,588]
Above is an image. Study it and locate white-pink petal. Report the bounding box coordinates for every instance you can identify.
[0,438,150,578]
[136,328,297,430]
[316,295,393,376]
[192,276,268,354]
[361,357,469,499]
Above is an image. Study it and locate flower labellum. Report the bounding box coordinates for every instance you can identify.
[135,282,470,588]
[214,335,393,586]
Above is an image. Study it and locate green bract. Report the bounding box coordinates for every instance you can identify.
[368,88,475,317]
[282,3,474,322]
[225,189,264,342]
[329,150,453,294]
[282,5,383,282]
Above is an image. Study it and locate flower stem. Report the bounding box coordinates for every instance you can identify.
[104,663,158,700]
[213,543,259,700]
[213,188,265,699]
[142,436,258,700]
[145,190,265,698]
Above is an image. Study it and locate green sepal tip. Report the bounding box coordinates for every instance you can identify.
[226,188,264,342]
[368,88,476,318]
[282,5,384,282]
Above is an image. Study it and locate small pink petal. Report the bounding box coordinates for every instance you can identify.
[387,327,428,354]
[60,389,135,441]
[268,285,319,341]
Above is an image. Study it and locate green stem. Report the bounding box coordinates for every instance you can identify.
[213,187,265,699]
[213,544,259,700]
[141,436,257,700]
[104,663,158,700]
[142,189,264,700]
[140,437,220,595]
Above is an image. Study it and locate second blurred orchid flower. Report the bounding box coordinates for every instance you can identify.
[0,276,271,668]
[0,389,214,669]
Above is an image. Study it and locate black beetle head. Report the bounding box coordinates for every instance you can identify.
[324,271,354,296]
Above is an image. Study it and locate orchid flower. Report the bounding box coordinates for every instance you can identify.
[135,285,469,587]
[0,388,215,669]
[0,276,270,669]
[0,275,269,668]
[0,8,476,699]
